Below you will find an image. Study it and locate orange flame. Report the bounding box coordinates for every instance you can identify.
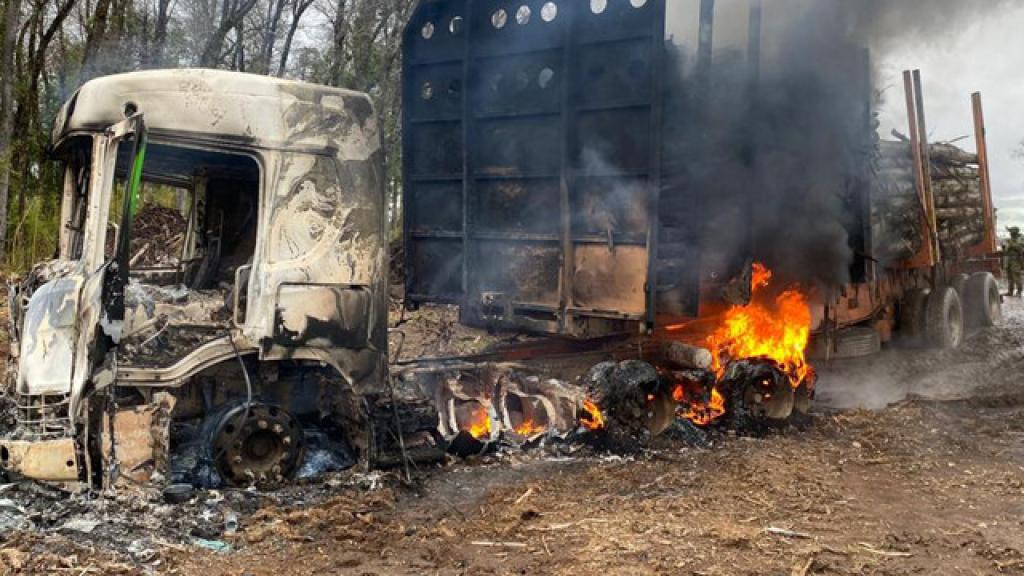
[673,384,727,427]
[706,263,812,389]
[467,406,492,440]
[514,420,546,436]
[580,399,606,431]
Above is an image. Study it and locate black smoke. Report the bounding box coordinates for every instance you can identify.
[663,0,1015,298]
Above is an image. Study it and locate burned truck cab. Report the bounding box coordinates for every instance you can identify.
[2,70,388,487]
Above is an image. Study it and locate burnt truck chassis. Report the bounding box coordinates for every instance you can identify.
[1,70,391,489]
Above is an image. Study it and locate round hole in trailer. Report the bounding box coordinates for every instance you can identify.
[541,2,558,22]
[631,0,648,8]
[516,5,531,25]
[538,67,555,89]
[66,460,75,468]
[421,21,435,39]
[421,82,434,100]
[591,0,607,15]
[449,16,464,35]
[492,9,508,29]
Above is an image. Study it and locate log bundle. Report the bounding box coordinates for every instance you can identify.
[872,140,985,263]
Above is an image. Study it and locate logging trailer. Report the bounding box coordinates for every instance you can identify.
[401,0,1002,355]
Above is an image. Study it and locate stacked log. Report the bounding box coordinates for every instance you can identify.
[131,203,187,267]
[872,140,985,263]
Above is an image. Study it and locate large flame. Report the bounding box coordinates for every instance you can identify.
[580,399,606,431]
[467,406,492,439]
[706,263,812,389]
[514,420,546,436]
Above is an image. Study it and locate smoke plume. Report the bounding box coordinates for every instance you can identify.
[664,0,1011,293]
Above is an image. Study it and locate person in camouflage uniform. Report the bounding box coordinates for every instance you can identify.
[1005,227,1024,297]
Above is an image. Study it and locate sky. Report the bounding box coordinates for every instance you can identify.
[875,3,1024,232]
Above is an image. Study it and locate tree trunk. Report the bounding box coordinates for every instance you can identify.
[0,0,21,262]
[81,0,114,78]
[276,0,313,77]
[256,0,286,75]
[327,0,348,87]
[150,0,171,67]
[199,0,258,68]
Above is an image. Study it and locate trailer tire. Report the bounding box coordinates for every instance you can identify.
[964,272,1002,328]
[925,286,964,349]
[898,288,930,346]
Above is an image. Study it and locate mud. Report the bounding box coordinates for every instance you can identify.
[2,300,1024,575]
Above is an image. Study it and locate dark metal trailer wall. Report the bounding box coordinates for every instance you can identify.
[401,0,872,337]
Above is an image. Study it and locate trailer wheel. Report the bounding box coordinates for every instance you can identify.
[964,272,1002,328]
[898,288,930,346]
[925,286,964,349]
[205,402,306,487]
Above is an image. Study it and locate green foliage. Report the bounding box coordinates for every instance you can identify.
[6,193,61,272]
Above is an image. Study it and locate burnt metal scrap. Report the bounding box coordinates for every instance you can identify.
[386,337,816,463]
[397,363,586,458]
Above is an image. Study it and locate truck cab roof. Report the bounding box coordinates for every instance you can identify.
[52,69,378,155]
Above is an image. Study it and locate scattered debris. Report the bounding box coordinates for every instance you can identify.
[857,542,914,558]
[766,526,814,540]
[58,518,102,534]
[193,538,231,554]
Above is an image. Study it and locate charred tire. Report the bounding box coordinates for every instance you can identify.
[964,272,1002,329]
[722,361,792,434]
[789,382,815,431]
[898,288,930,346]
[924,286,964,349]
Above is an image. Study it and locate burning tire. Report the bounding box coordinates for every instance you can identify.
[964,272,1002,329]
[789,381,815,430]
[898,288,930,346]
[721,361,794,432]
[925,286,964,349]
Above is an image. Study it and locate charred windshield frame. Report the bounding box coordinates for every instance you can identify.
[103,115,148,323]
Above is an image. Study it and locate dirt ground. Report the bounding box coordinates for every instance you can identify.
[3,299,1024,575]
